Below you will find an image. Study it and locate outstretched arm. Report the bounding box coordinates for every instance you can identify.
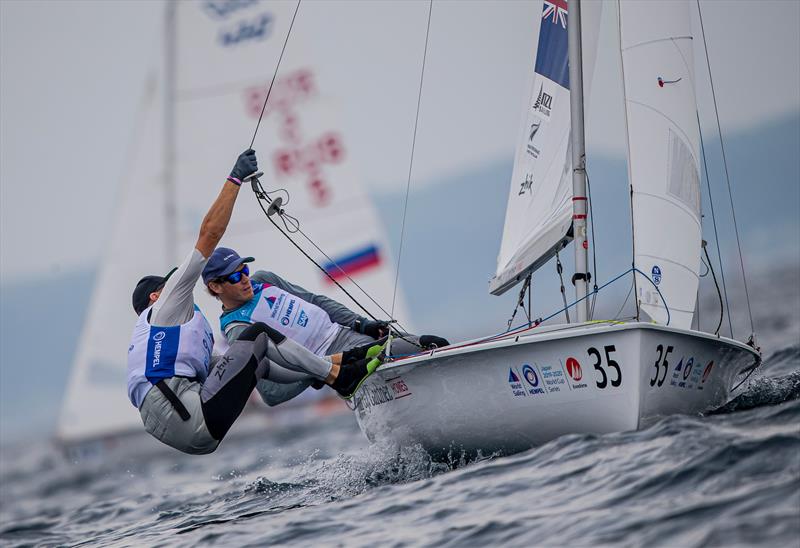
[151,149,258,326]
[195,149,258,258]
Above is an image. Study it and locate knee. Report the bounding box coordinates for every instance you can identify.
[237,322,286,344]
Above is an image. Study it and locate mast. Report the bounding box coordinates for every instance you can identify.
[568,0,589,322]
[163,0,177,264]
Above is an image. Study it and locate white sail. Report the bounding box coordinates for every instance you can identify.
[491,0,600,296]
[172,1,411,342]
[58,74,164,442]
[618,0,701,328]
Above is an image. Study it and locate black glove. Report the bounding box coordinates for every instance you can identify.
[310,379,325,390]
[354,319,389,339]
[229,149,258,181]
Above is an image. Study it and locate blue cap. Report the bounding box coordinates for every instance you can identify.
[202,247,254,284]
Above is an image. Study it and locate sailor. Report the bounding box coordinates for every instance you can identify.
[127,149,379,455]
[202,250,449,405]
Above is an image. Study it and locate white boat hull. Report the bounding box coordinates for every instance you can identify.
[352,322,760,459]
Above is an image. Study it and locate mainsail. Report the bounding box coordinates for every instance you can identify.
[618,0,702,328]
[58,2,411,443]
[491,0,599,296]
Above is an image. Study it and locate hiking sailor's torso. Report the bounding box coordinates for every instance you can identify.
[220,281,340,355]
[127,306,215,409]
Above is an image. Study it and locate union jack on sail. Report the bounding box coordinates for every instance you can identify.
[542,0,568,29]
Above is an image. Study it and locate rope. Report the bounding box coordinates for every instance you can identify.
[391,0,433,320]
[250,178,413,335]
[248,0,301,149]
[556,251,571,323]
[703,242,724,336]
[385,266,660,361]
[697,0,755,335]
[697,109,734,337]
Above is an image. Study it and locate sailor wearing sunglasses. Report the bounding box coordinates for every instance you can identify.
[126,149,379,455]
[202,248,450,407]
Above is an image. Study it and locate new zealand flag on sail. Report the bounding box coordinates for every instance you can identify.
[535,0,569,89]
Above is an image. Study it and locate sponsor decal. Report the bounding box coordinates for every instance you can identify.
[153,331,166,342]
[519,174,534,196]
[508,368,526,398]
[670,357,683,386]
[265,295,276,309]
[522,364,539,387]
[388,376,412,399]
[522,364,547,395]
[701,361,714,383]
[281,298,295,326]
[128,344,134,353]
[219,13,273,47]
[651,265,662,286]
[354,376,412,413]
[682,357,694,380]
[270,293,285,319]
[354,383,394,412]
[297,310,309,327]
[529,120,541,141]
[540,364,565,392]
[566,357,582,381]
[532,84,554,118]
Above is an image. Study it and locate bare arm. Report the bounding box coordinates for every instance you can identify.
[195,148,258,258]
[195,181,241,258]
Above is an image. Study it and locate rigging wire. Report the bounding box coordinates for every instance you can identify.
[696,0,755,336]
[703,241,725,336]
[697,111,734,337]
[391,0,434,321]
[248,0,301,150]
[250,179,414,336]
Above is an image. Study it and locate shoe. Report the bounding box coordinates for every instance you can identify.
[419,335,450,349]
[331,347,385,399]
[341,336,389,364]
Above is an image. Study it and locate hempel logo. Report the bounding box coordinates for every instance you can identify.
[151,331,167,367]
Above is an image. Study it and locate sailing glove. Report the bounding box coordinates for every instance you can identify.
[354,319,389,339]
[229,148,258,182]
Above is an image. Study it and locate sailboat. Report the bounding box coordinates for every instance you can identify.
[57,1,411,452]
[351,0,761,459]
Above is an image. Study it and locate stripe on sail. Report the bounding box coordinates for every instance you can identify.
[323,244,382,283]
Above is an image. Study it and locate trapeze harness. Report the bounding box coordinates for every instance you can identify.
[219,282,339,356]
[127,306,214,420]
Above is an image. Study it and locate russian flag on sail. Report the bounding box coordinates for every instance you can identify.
[323,244,382,283]
[535,0,570,89]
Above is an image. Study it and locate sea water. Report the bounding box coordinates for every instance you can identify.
[1,316,798,546]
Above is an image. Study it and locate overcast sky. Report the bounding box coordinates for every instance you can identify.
[1,0,799,284]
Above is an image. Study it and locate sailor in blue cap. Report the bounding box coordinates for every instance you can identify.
[203,248,450,407]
